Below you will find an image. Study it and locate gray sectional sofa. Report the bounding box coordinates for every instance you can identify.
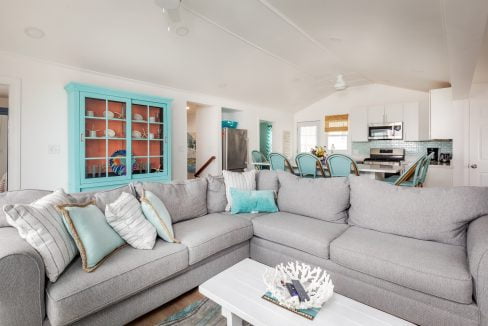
[0,171,487,326]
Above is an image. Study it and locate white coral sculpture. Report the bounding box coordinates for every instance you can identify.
[263,261,334,310]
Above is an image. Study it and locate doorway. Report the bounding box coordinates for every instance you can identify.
[259,120,272,159]
[0,85,8,192]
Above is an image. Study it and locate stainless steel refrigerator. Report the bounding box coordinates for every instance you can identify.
[222,128,248,171]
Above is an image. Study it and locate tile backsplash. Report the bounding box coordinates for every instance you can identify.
[352,140,453,157]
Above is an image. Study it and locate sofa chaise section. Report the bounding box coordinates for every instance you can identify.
[330,226,473,304]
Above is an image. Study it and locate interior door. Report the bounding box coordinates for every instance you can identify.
[469,100,488,186]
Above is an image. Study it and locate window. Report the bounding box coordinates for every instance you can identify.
[327,131,348,151]
[297,121,319,153]
[325,114,348,151]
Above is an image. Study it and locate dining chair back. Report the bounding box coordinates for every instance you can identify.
[417,152,434,186]
[326,154,359,177]
[391,154,426,186]
[268,152,294,173]
[252,150,267,163]
[295,153,326,178]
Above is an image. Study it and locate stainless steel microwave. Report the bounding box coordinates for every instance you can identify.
[368,122,403,140]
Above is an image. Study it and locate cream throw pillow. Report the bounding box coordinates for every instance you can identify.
[4,189,78,282]
[222,170,257,211]
[105,192,157,250]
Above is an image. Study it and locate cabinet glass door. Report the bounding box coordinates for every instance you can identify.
[131,101,166,178]
[82,93,130,182]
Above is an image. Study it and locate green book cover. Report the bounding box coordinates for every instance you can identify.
[262,291,320,320]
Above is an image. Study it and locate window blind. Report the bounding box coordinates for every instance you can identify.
[324,114,349,132]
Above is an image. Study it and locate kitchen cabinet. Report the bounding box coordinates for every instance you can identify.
[350,106,368,142]
[430,88,456,139]
[403,102,419,141]
[367,105,385,124]
[65,83,172,192]
[424,166,453,187]
[385,103,403,122]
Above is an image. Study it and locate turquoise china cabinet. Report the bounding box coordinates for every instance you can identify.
[65,83,172,192]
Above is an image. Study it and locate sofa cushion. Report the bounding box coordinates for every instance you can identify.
[206,175,227,213]
[277,172,349,223]
[252,212,349,259]
[69,185,136,213]
[46,241,188,326]
[0,189,52,227]
[348,176,488,246]
[135,179,208,223]
[330,226,473,304]
[256,170,279,193]
[173,213,253,264]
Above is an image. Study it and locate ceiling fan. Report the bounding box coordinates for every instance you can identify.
[155,0,189,35]
[334,74,347,91]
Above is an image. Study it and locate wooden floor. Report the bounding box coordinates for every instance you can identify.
[128,288,204,326]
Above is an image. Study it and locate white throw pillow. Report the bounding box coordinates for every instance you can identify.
[222,170,257,211]
[105,192,157,250]
[4,189,78,282]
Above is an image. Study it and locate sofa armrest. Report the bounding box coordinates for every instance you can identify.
[0,227,45,326]
[468,215,488,326]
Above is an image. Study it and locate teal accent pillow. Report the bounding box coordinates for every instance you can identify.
[230,188,278,214]
[140,190,177,243]
[57,201,126,272]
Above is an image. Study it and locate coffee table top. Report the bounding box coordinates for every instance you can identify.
[199,258,414,326]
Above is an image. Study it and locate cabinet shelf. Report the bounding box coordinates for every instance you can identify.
[132,120,164,125]
[85,137,126,140]
[85,116,126,122]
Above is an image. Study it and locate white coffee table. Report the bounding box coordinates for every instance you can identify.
[199,259,414,326]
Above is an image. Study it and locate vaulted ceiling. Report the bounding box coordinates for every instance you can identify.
[0,0,487,111]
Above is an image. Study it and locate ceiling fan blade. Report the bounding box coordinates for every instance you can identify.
[154,0,181,10]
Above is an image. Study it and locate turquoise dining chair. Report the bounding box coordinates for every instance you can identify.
[295,153,327,178]
[326,154,359,177]
[268,152,294,174]
[385,154,426,187]
[417,152,434,187]
[251,150,269,170]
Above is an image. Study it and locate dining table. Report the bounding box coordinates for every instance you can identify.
[251,162,404,180]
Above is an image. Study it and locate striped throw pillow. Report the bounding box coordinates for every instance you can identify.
[105,192,157,250]
[222,170,257,211]
[4,189,78,282]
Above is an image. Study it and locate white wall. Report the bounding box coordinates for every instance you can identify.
[294,84,430,157]
[0,51,294,190]
[195,105,221,176]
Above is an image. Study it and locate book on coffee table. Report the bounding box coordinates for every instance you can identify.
[261,291,320,320]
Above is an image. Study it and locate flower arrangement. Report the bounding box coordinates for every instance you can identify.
[311,145,327,158]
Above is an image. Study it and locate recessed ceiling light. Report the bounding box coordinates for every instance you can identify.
[176,26,189,36]
[24,27,45,39]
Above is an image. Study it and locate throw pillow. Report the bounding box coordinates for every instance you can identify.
[230,188,278,214]
[222,170,257,211]
[0,189,52,227]
[57,201,126,272]
[105,192,157,250]
[206,175,227,213]
[4,189,78,282]
[140,190,178,243]
[277,171,350,223]
[348,176,488,246]
[134,179,207,223]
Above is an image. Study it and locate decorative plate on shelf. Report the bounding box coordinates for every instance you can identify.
[133,113,144,121]
[109,150,135,176]
[104,129,116,137]
[103,111,115,119]
[133,130,142,138]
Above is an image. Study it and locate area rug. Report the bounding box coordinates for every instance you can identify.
[158,298,251,326]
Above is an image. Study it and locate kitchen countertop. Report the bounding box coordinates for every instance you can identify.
[356,163,403,174]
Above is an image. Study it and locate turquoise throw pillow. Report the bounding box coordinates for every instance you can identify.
[140,190,177,243]
[57,202,126,272]
[230,188,278,214]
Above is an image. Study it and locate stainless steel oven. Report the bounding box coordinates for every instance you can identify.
[368,122,403,140]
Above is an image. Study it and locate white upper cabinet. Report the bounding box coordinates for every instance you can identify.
[350,106,368,142]
[430,88,455,139]
[367,105,385,124]
[403,102,420,141]
[385,103,404,122]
